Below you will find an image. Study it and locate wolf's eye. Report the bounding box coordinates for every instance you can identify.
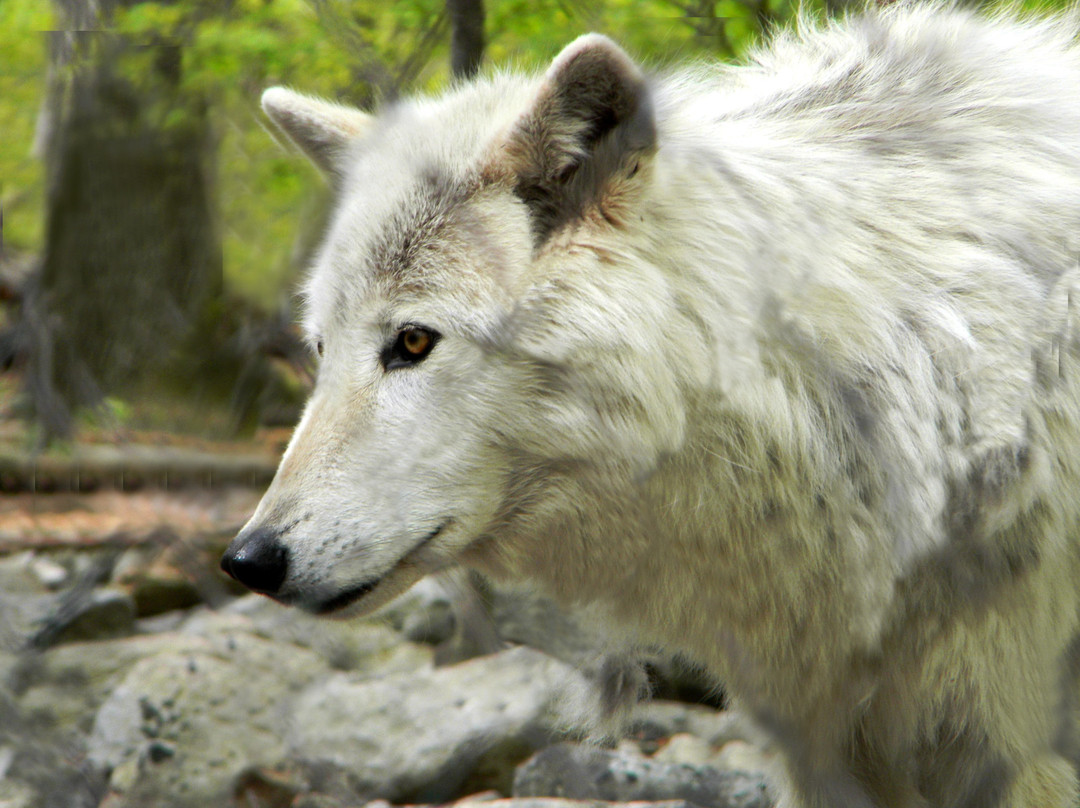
[316,340,324,357]
[402,329,431,355]
[383,326,439,370]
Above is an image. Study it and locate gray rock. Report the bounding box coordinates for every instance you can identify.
[200,596,434,673]
[3,584,139,650]
[292,795,350,808]
[43,587,137,645]
[109,546,159,589]
[88,629,333,808]
[454,801,702,808]
[0,591,56,651]
[286,646,574,803]
[0,553,72,650]
[135,610,188,635]
[127,573,203,617]
[0,550,127,650]
[0,679,105,808]
[0,552,52,597]
[631,701,755,749]
[513,743,773,808]
[112,543,209,617]
[30,556,70,590]
[230,763,306,808]
[11,633,208,733]
[650,733,718,767]
[379,576,457,636]
[401,595,456,645]
[0,778,35,808]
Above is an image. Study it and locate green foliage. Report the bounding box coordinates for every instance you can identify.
[108,0,367,307]
[75,396,134,430]
[103,0,462,307]
[0,0,51,252]
[486,0,811,67]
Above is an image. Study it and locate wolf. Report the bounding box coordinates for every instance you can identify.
[221,4,1080,805]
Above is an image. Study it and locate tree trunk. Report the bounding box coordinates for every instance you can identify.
[447,0,485,81]
[30,14,221,442]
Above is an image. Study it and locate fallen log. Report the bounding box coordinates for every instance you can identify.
[0,443,277,493]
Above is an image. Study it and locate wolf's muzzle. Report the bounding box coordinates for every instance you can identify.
[220,527,289,594]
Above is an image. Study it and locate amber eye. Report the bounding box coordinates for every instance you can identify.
[316,340,324,357]
[402,328,431,357]
[383,326,439,371]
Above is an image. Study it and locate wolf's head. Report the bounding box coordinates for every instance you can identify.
[221,36,695,616]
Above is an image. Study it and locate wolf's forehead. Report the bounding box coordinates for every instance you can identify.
[304,79,537,333]
[302,172,459,326]
[361,165,473,276]
[319,162,473,283]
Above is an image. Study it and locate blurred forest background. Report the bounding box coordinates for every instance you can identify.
[0,0,818,469]
[0,0,1067,471]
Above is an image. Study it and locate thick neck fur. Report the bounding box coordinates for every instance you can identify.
[467,10,1080,728]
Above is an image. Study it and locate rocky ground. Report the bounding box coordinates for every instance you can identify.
[0,486,775,808]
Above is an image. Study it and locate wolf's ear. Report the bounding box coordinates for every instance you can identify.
[261,87,373,179]
[502,34,655,242]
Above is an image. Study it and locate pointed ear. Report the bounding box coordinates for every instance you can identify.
[261,87,374,178]
[503,34,655,242]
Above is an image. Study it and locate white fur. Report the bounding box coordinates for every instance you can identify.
[242,5,1080,805]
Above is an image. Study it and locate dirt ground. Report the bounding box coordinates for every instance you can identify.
[0,487,263,552]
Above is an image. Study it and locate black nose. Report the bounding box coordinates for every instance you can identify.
[220,528,289,594]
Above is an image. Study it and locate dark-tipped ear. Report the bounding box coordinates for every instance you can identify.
[261,87,373,179]
[504,34,655,243]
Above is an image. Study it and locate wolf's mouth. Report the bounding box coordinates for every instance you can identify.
[312,520,449,615]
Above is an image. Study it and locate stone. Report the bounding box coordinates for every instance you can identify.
[0,551,123,650]
[0,592,55,651]
[631,701,755,749]
[88,629,333,808]
[401,595,456,645]
[286,646,575,804]
[649,733,716,768]
[0,679,106,808]
[44,587,137,646]
[199,596,434,673]
[135,610,188,634]
[231,764,304,808]
[0,552,48,596]
[30,556,69,590]
[0,777,35,808]
[124,569,202,617]
[452,800,701,808]
[13,633,207,732]
[0,553,80,649]
[512,742,774,808]
[110,546,158,587]
[292,794,349,808]
[714,741,772,776]
[113,542,218,617]
[380,575,457,638]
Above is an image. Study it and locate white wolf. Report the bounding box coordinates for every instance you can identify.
[222,4,1080,805]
